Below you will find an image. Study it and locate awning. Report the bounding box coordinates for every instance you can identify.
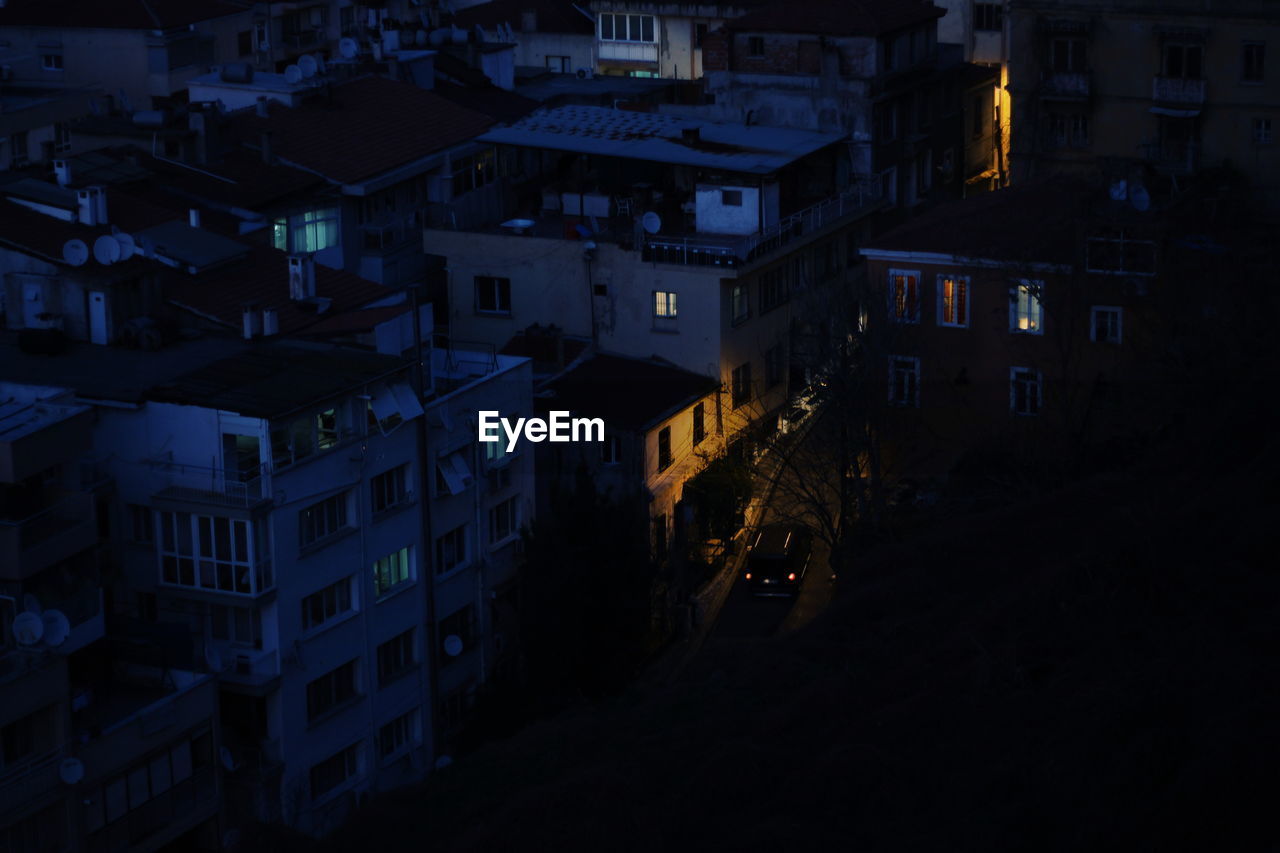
[368,380,424,434]
[1150,106,1200,118]
[436,451,473,496]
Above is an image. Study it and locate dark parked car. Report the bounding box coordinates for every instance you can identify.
[743,523,812,596]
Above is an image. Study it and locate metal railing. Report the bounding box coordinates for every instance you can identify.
[1041,71,1090,99]
[1152,76,1206,105]
[148,459,268,508]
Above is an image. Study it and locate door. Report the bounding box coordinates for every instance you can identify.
[88,291,108,344]
[22,282,45,327]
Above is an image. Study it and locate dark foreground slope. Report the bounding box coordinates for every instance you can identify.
[312,390,1279,853]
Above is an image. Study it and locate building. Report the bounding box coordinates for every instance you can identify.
[698,0,1002,200]
[586,0,768,80]
[1007,0,1280,214]
[933,0,1012,187]
[427,103,887,459]
[454,0,597,76]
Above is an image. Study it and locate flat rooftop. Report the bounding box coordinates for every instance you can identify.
[0,397,89,442]
[478,105,845,174]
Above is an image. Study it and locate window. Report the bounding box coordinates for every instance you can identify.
[731,362,752,409]
[759,268,788,313]
[373,547,413,597]
[483,422,508,464]
[435,524,468,574]
[1048,113,1090,148]
[310,743,359,800]
[601,435,622,465]
[302,577,353,631]
[210,605,262,648]
[974,2,1002,31]
[653,291,678,318]
[306,660,359,721]
[128,504,153,543]
[730,282,750,324]
[371,465,410,514]
[657,426,672,472]
[889,269,921,323]
[888,356,920,407]
[545,55,570,73]
[489,497,519,543]
[299,493,349,548]
[721,189,743,206]
[1243,42,1265,83]
[379,710,419,760]
[1091,306,1122,344]
[748,36,765,57]
[52,123,71,155]
[158,512,268,595]
[41,53,63,71]
[600,12,655,42]
[476,276,511,314]
[1010,368,1042,416]
[1163,43,1203,79]
[273,207,339,253]
[938,276,969,327]
[271,407,347,467]
[692,402,706,446]
[1010,281,1044,334]
[9,131,29,167]
[81,730,212,838]
[765,343,785,388]
[1051,37,1087,73]
[439,605,476,659]
[1255,117,1273,145]
[450,149,496,193]
[377,629,416,686]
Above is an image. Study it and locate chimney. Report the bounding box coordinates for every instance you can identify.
[53,159,71,187]
[76,187,107,226]
[262,307,280,336]
[189,208,201,228]
[520,10,537,31]
[255,95,270,118]
[242,304,262,339]
[260,130,272,165]
[288,255,316,300]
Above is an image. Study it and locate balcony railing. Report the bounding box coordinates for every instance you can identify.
[148,459,269,509]
[0,492,97,580]
[1041,71,1090,100]
[598,41,658,64]
[1152,76,1206,106]
[1142,140,1200,175]
[642,181,884,268]
[212,646,280,689]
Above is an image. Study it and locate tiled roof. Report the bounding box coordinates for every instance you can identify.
[861,180,1093,267]
[433,80,541,123]
[453,0,595,35]
[299,304,413,337]
[0,185,181,265]
[225,75,497,185]
[0,0,246,29]
[137,150,325,211]
[539,352,719,432]
[726,0,945,36]
[166,248,393,337]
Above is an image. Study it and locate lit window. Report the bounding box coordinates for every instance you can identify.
[483,422,508,464]
[372,547,413,597]
[653,291,678,318]
[889,269,920,323]
[888,356,920,407]
[1010,280,1044,334]
[1010,367,1042,416]
[938,275,969,327]
[1091,306,1122,344]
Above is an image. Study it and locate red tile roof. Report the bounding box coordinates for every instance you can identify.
[432,80,541,123]
[225,75,498,185]
[0,0,246,29]
[726,0,945,36]
[137,150,326,211]
[166,247,393,337]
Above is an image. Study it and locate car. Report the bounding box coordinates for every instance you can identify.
[743,523,813,596]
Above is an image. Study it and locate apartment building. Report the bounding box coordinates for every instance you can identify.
[698,0,1002,200]
[1007,0,1280,213]
[427,104,886,454]
[934,0,1011,186]
[587,0,766,79]
[454,0,597,76]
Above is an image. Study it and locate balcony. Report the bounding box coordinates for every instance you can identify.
[0,746,65,819]
[1142,140,1200,175]
[0,492,97,580]
[212,646,281,695]
[1041,71,1090,101]
[148,460,270,512]
[1152,76,1205,108]
[598,40,659,65]
[641,182,885,268]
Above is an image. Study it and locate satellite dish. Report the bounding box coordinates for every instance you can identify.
[41,610,70,647]
[1109,179,1128,201]
[114,232,137,261]
[219,746,239,772]
[1130,184,1151,212]
[339,37,359,59]
[298,54,318,78]
[12,612,44,645]
[204,645,223,672]
[93,235,121,265]
[443,635,464,657]
[641,211,662,234]
[62,239,90,267]
[284,65,303,84]
[59,758,85,786]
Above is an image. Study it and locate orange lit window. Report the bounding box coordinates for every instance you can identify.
[889,269,920,323]
[938,275,969,327]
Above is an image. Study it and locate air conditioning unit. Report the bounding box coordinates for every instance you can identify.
[575,67,593,79]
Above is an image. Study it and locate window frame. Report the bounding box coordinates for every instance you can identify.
[372,546,414,598]
[475,275,512,315]
[888,356,920,408]
[888,269,921,324]
[599,12,656,43]
[298,492,350,549]
[731,362,752,409]
[936,275,970,328]
[488,496,519,544]
[41,53,64,72]
[305,660,360,723]
[1009,279,1045,335]
[1010,367,1043,416]
[653,290,678,318]
[973,2,1002,32]
[1090,306,1123,344]
[692,401,706,446]
[371,464,411,515]
[434,524,469,576]
[748,36,765,57]
[656,426,672,472]
[1242,41,1266,83]
[730,282,750,325]
[376,629,416,687]
[301,576,355,632]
